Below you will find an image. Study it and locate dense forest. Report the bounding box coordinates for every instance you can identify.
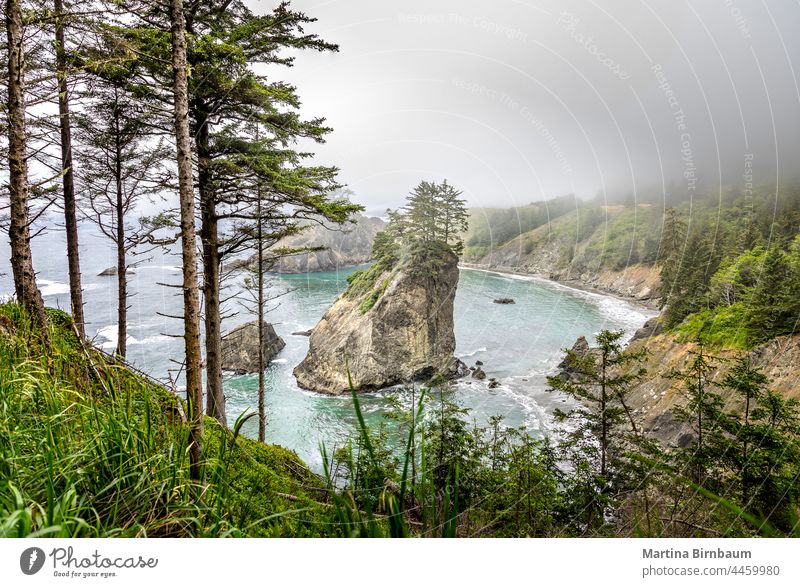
[1,0,799,539]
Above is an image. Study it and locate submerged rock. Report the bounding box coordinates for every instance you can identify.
[293,246,464,394]
[221,320,285,374]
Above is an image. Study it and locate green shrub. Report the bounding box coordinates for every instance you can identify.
[674,304,752,349]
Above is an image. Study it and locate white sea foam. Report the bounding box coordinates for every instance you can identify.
[134,335,170,345]
[460,346,487,358]
[39,279,70,297]
[94,324,169,349]
[137,265,182,272]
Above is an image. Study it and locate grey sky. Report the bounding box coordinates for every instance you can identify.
[246,0,800,214]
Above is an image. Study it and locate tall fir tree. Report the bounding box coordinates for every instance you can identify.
[746,247,798,343]
[168,0,204,480]
[4,0,49,341]
[53,0,86,337]
[74,34,169,358]
[547,330,647,526]
[177,1,358,425]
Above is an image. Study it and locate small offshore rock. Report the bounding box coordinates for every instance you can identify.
[488,378,500,389]
[475,360,484,366]
[98,266,134,276]
[493,298,515,304]
[291,329,312,336]
[557,335,594,381]
[221,320,285,374]
[449,358,470,378]
[472,366,487,380]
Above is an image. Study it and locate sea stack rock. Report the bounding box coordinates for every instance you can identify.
[293,247,465,394]
[221,320,285,374]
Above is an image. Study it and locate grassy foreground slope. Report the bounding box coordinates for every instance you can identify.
[0,303,334,537]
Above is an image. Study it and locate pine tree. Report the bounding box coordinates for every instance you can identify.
[436,180,468,255]
[657,207,687,304]
[721,358,767,505]
[402,180,440,243]
[671,342,727,486]
[53,0,86,338]
[177,1,356,426]
[547,329,647,524]
[719,360,800,531]
[664,229,713,327]
[393,179,468,255]
[233,154,327,441]
[74,47,169,358]
[119,0,361,426]
[746,247,798,343]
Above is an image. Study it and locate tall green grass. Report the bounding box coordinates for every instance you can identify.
[0,303,331,537]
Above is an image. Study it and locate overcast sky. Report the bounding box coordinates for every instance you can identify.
[245,0,800,214]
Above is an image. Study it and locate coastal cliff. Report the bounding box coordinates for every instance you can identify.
[559,324,800,447]
[275,215,385,273]
[625,331,800,446]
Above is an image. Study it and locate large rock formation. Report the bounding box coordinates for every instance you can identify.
[274,215,385,273]
[221,320,285,374]
[293,247,466,394]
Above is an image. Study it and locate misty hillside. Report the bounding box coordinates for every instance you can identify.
[464,184,800,347]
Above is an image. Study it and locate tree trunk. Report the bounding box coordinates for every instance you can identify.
[197,120,226,426]
[257,195,266,442]
[600,355,607,478]
[170,0,203,480]
[5,0,49,341]
[54,0,85,338]
[113,107,126,359]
